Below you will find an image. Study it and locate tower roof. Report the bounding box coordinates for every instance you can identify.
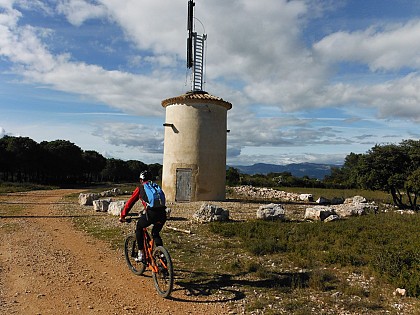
[161,91,232,110]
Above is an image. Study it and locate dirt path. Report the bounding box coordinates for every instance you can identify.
[0,190,227,315]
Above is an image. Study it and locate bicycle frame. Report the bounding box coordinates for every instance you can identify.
[142,228,159,273]
[127,214,167,274]
[124,213,174,298]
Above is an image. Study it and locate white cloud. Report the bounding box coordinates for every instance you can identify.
[227,151,346,166]
[202,0,327,109]
[361,73,420,120]
[0,3,20,27]
[2,0,420,166]
[57,0,108,26]
[25,61,179,116]
[100,0,185,55]
[92,122,164,154]
[16,0,54,14]
[0,3,181,116]
[203,0,308,79]
[314,20,420,71]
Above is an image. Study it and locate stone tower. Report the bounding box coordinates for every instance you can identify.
[161,91,232,201]
[161,1,232,201]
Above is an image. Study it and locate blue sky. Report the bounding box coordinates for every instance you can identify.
[1,0,420,166]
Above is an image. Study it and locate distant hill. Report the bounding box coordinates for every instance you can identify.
[228,163,340,180]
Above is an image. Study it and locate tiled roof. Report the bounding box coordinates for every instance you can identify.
[161,91,232,110]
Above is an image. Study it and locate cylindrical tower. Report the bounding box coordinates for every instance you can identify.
[161,91,232,201]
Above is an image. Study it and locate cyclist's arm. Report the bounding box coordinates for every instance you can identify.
[120,187,141,219]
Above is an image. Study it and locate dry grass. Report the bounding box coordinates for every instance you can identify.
[61,189,420,315]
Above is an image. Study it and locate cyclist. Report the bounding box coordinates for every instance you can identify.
[119,170,167,262]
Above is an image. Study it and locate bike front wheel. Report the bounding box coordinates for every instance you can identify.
[152,246,174,298]
[124,234,146,275]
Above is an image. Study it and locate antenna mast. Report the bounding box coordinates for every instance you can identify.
[187,0,207,92]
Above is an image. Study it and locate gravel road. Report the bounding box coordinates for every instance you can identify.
[0,190,227,315]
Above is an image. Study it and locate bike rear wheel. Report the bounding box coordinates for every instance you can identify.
[152,246,174,298]
[124,234,146,275]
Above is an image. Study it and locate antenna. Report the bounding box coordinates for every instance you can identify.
[187,0,194,69]
[186,0,207,92]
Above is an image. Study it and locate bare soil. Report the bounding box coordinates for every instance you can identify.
[2,189,418,315]
[0,190,228,315]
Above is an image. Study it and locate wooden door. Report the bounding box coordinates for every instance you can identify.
[176,168,192,201]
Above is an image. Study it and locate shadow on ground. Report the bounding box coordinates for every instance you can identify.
[170,269,310,303]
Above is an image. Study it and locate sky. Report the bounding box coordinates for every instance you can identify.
[1,0,420,166]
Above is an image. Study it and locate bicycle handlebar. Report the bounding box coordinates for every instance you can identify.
[124,213,141,222]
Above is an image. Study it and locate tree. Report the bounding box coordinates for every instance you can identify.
[148,163,163,180]
[226,167,240,186]
[1,136,40,182]
[405,169,420,210]
[354,141,420,211]
[323,153,362,188]
[126,160,148,180]
[0,135,161,185]
[101,158,128,182]
[40,140,84,183]
[82,151,107,182]
[0,136,11,181]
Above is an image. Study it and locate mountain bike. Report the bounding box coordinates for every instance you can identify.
[123,214,174,298]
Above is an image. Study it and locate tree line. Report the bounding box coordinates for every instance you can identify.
[2,135,419,210]
[227,139,420,211]
[324,139,420,211]
[226,167,326,188]
[0,136,161,185]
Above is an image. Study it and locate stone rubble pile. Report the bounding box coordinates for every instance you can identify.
[78,189,127,216]
[256,203,286,221]
[304,195,378,222]
[108,200,126,216]
[78,193,100,206]
[100,188,123,197]
[231,185,311,202]
[78,186,386,224]
[78,188,126,206]
[93,198,112,211]
[193,203,230,223]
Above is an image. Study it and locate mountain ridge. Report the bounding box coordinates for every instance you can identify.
[228,162,340,180]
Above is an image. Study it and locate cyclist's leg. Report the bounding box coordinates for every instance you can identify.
[151,209,167,246]
[135,212,151,250]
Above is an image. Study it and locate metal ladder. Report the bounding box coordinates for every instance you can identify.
[192,34,206,91]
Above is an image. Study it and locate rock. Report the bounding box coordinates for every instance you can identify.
[108,201,126,216]
[193,204,229,223]
[334,202,378,217]
[100,188,122,197]
[231,186,301,201]
[330,197,344,205]
[78,189,124,206]
[316,197,330,205]
[256,203,286,220]
[395,210,416,215]
[324,214,340,222]
[334,204,365,217]
[393,288,406,296]
[299,194,313,202]
[78,193,100,206]
[93,199,112,212]
[344,195,367,204]
[304,206,336,221]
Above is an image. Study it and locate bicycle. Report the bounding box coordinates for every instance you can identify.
[123,214,174,298]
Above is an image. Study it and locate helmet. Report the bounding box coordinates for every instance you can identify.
[139,170,152,181]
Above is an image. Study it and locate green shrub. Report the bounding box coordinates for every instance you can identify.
[209,212,420,297]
